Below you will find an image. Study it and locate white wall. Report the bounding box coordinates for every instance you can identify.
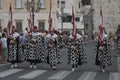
[57,0,84,32]
[0,12,57,31]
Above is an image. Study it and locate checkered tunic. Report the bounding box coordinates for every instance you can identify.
[7,37,23,63]
[77,39,87,65]
[42,37,49,63]
[25,36,40,63]
[37,35,45,63]
[67,38,87,67]
[56,36,64,63]
[45,37,61,67]
[95,38,112,67]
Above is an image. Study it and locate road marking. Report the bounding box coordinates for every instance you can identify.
[78,72,97,80]
[0,63,10,67]
[48,71,71,80]
[19,70,47,79]
[109,73,120,80]
[0,69,23,77]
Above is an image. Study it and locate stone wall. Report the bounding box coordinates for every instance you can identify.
[93,0,120,34]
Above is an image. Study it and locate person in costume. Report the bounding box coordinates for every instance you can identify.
[45,30,61,70]
[67,32,87,71]
[95,34,111,72]
[25,26,40,69]
[7,26,23,68]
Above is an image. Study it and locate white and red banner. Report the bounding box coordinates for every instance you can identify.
[48,0,53,34]
[72,6,77,40]
[27,8,32,36]
[7,4,13,36]
[98,7,105,41]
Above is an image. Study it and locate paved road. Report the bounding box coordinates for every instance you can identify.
[0,41,119,80]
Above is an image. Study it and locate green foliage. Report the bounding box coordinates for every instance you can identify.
[116,24,120,34]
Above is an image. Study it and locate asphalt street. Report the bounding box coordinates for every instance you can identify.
[0,41,119,80]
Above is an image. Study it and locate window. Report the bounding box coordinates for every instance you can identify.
[79,1,80,8]
[15,0,22,8]
[0,0,2,8]
[62,16,72,22]
[57,0,59,8]
[75,17,80,22]
[38,21,45,32]
[61,1,65,8]
[40,0,45,8]
[82,0,91,6]
[16,21,22,33]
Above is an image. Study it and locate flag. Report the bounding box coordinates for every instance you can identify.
[48,0,53,34]
[27,8,32,36]
[98,7,105,41]
[72,6,77,40]
[7,4,13,36]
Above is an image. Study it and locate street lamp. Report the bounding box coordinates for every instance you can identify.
[25,0,41,26]
[56,7,65,32]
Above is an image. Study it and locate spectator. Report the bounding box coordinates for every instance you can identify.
[1,33,7,64]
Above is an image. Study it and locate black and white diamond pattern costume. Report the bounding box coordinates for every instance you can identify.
[45,33,61,69]
[95,34,111,68]
[56,35,64,64]
[67,33,87,68]
[25,33,40,64]
[7,36,23,63]
[37,35,45,63]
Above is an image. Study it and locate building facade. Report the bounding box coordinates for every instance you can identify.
[93,0,120,34]
[0,0,57,33]
[0,0,92,34]
[56,0,86,34]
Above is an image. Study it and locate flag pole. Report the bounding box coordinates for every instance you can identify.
[72,6,76,40]
[7,3,13,37]
[48,0,52,36]
[9,3,13,27]
[98,6,105,42]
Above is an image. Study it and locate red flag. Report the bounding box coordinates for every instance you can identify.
[7,4,13,36]
[27,8,32,36]
[98,7,105,41]
[72,6,77,40]
[48,0,53,34]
